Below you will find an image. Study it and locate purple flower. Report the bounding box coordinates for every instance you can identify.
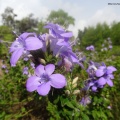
[23,57,29,61]
[83,79,100,92]
[80,96,91,106]
[56,45,80,70]
[46,36,80,70]
[39,24,80,70]
[26,64,67,96]
[84,61,100,91]
[44,23,73,40]
[30,62,35,69]
[49,37,71,57]
[86,45,95,51]
[23,67,29,75]
[96,65,117,87]
[86,61,98,77]
[84,62,116,92]
[9,32,43,66]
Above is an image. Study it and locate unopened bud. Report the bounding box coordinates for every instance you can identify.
[73,90,80,95]
[39,58,46,65]
[72,83,77,88]
[72,77,78,84]
[65,90,70,95]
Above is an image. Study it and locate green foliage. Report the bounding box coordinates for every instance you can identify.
[16,14,38,33]
[78,21,120,51]
[108,56,120,120]
[78,22,112,50]
[110,22,120,45]
[37,20,48,34]
[0,25,14,41]
[0,25,15,56]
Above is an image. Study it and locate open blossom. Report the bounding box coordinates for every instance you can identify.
[84,62,116,92]
[26,64,66,96]
[9,32,43,66]
[42,24,81,70]
[96,65,117,87]
[50,38,80,70]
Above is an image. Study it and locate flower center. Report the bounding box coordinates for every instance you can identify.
[40,73,49,83]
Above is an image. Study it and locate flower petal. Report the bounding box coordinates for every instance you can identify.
[50,74,66,88]
[19,32,36,40]
[92,86,97,92]
[98,77,106,86]
[35,64,45,77]
[10,48,24,66]
[44,23,54,29]
[57,39,69,46]
[9,40,20,53]
[96,69,105,77]
[107,79,113,87]
[69,54,79,63]
[107,66,117,74]
[37,82,51,96]
[26,76,40,92]
[45,64,55,75]
[108,74,114,79]
[25,37,43,50]
[60,32,73,38]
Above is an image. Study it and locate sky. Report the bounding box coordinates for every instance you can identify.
[0,0,120,36]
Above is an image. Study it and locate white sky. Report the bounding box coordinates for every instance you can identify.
[0,0,120,36]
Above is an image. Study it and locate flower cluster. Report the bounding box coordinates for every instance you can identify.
[9,23,81,96]
[84,61,116,92]
[7,23,117,98]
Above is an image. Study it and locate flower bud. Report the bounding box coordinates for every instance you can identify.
[72,77,78,84]
[73,90,80,95]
